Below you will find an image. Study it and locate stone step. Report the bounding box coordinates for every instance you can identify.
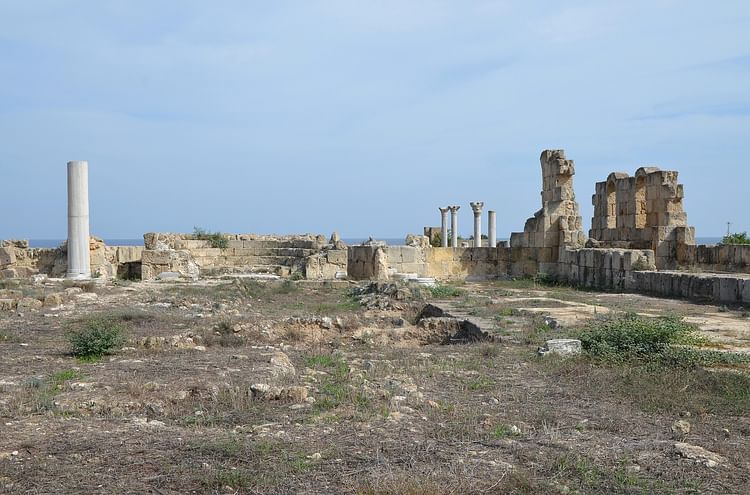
[179,247,318,258]
[193,255,305,268]
[202,264,288,277]
[174,239,321,250]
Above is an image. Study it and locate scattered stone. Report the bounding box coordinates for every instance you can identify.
[543,316,560,329]
[0,299,15,311]
[674,443,727,467]
[269,352,295,377]
[157,271,182,281]
[537,339,582,357]
[671,420,691,438]
[64,287,83,296]
[43,293,64,308]
[16,297,42,313]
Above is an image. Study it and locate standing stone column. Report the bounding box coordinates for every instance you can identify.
[438,207,449,247]
[66,160,91,279]
[448,205,460,247]
[470,202,484,248]
[488,210,497,248]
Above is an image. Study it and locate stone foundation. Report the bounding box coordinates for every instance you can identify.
[140,233,347,280]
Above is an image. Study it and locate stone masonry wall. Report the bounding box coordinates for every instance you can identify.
[141,233,346,280]
[509,150,586,276]
[677,244,750,274]
[0,239,142,280]
[590,167,695,269]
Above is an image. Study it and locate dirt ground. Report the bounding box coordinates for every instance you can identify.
[0,277,748,494]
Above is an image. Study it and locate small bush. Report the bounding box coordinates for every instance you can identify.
[193,226,229,249]
[578,313,750,367]
[429,284,465,298]
[67,316,126,358]
[720,231,750,245]
[580,313,700,359]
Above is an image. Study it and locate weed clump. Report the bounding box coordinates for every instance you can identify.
[193,226,229,249]
[429,284,465,298]
[67,316,126,358]
[579,313,750,367]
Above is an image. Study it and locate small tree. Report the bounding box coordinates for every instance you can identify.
[721,232,750,245]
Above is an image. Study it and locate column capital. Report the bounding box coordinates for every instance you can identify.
[448,205,461,213]
[439,207,450,214]
[470,202,484,214]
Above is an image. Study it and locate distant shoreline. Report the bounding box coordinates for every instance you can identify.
[24,237,725,249]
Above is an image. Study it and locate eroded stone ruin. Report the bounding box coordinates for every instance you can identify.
[2,149,750,309]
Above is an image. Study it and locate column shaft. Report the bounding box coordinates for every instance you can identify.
[449,206,460,247]
[488,211,497,248]
[67,161,91,279]
[439,208,449,247]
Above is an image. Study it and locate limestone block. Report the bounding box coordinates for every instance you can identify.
[43,293,64,308]
[326,250,347,265]
[0,299,16,310]
[116,246,144,263]
[717,277,742,303]
[742,280,750,304]
[399,247,421,264]
[17,297,43,313]
[471,248,489,262]
[189,248,223,258]
[0,247,17,267]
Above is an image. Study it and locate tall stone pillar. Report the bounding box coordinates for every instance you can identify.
[439,207,449,247]
[470,202,484,248]
[448,205,460,247]
[66,160,91,279]
[488,210,496,248]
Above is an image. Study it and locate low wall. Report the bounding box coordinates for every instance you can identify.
[631,271,750,305]
[140,233,346,280]
[677,244,750,274]
[0,239,143,279]
[557,248,656,291]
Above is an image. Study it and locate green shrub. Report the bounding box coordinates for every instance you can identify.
[193,226,229,249]
[67,316,127,358]
[429,284,465,298]
[580,313,700,361]
[579,313,750,367]
[721,232,750,245]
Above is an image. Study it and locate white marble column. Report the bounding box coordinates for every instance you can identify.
[488,210,496,248]
[470,202,484,248]
[67,160,91,279]
[448,205,460,247]
[439,207,449,247]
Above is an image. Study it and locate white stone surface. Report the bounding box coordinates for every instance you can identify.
[488,210,497,248]
[66,160,91,279]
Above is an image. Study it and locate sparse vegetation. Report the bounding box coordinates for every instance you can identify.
[67,315,127,358]
[193,226,229,249]
[429,284,465,298]
[721,231,750,245]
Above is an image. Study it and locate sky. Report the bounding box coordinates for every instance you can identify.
[1,0,749,240]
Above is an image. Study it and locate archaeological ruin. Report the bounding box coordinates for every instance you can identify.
[2,150,749,308]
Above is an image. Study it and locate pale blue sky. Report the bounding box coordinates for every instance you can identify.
[1,1,748,240]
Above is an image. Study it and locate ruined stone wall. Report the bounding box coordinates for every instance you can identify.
[141,233,346,280]
[677,244,750,274]
[509,150,586,276]
[0,239,142,280]
[348,245,514,281]
[590,168,695,269]
[557,247,656,291]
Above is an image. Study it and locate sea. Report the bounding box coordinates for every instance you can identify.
[26,237,725,248]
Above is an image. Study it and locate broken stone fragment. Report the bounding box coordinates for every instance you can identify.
[537,339,582,357]
[674,442,727,468]
[16,297,43,313]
